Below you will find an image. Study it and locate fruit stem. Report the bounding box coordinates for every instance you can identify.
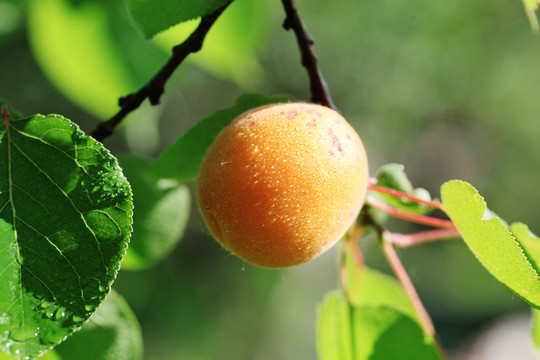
[366,195,455,229]
[368,182,444,210]
[389,228,460,248]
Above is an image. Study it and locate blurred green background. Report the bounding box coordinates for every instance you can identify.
[1,0,540,358]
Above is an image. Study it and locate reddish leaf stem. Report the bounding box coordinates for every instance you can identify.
[368,183,444,210]
[2,105,9,124]
[381,234,435,336]
[388,228,460,248]
[366,195,455,229]
[280,0,336,110]
[91,1,233,142]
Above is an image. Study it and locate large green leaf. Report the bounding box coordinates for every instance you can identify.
[126,0,231,38]
[119,154,190,270]
[27,0,138,118]
[343,245,416,321]
[0,111,133,359]
[153,0,273,87]
[441,180,540,307]
[54,290,142,360]
[149,93,292,181]
[317,291,443,360]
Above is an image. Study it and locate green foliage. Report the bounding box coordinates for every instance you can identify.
[0,109,133,359]
[126,0,231,38]
[343,246,416,321]
[119,154,190,270]
[372,163,432,215]
[532,308,540,351]
[149,93,292,181]
[26,0,139,118]
[53,290,142,360]
[441,180,540,308]
[317,292,443,360]
[152,0,272,88]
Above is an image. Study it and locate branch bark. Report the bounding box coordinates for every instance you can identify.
[280,0,336,110]
[91,1,233,142]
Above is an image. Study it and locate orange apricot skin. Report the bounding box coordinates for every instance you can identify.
[196,102,369,268]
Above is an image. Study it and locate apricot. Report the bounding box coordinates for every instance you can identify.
[196,102,369,268]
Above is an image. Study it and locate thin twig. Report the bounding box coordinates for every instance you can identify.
[91,1,233,142]
[280,0,336,110]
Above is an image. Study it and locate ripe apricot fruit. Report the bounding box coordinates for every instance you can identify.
[197,102,369,268]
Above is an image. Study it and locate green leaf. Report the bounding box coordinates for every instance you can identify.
[119,155,190,270]
[27,0,137,118]
[317,291,443,360]
[532,308,540,351]
[126,0,231,39]
[54,290,142,360]
[511,222,540,273]
[153,0,273,88]
[441,180,540,308]
[317,291,353,360]
[522,0,540,31]
[371,163,432,215]
[149,93,292,181]
[343,245,416,321]
[0,113,133,359]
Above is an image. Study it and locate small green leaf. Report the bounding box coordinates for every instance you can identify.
[317,291,353,360]
[532,308,540,351]
[126,0,231,38]
[522,0,540,31]
[317,291,443,360]
[0,113,133,359]
[371,163,432,215]
[441,180,540,308]
[54,290,142,360]
[511,222,540,272]
[119,155,190,270]
[343,246,416,321]
[149,93,292,181]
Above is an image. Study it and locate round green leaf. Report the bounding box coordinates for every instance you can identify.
[27,0,137,118]
[317,291,443,360]
[54,290,142,360]
[441,180,540,308]
[119,154,190,270]
[0,113,133,359]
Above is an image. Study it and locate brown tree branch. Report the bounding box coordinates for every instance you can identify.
[91,1,233,142]
[280,0,336,110]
